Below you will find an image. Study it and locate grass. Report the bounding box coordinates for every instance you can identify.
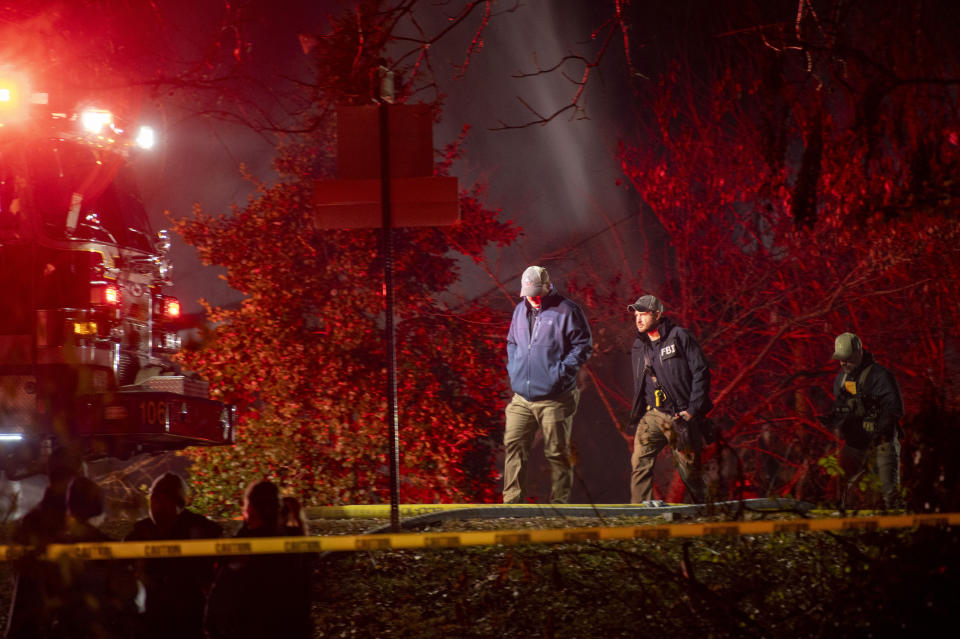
[1,513,958,638]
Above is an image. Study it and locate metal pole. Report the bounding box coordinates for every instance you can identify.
[379,100,401,533]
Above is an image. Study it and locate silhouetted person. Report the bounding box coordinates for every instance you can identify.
[205,480,312,639]
[124,472,222,639]
[50,476,138,639]
[5,451,79,639]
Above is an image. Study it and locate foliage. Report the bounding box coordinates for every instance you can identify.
[568,0,960,507]
[313,522,960,638]
[2,515,958,638]
[172,4,519,516]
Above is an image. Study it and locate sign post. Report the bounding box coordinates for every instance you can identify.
[313,100,459,532]
[377,101,402,533]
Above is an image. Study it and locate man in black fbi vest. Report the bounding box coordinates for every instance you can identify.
[627,295,712,504]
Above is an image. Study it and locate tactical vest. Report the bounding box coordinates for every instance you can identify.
[839,363,877,432]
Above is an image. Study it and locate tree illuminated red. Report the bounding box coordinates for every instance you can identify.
[567,1,960,505]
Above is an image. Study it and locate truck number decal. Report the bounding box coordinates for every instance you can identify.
[140,401,168,426]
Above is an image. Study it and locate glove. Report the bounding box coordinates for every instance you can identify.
[700,417,717,444]
[672,416,691,450]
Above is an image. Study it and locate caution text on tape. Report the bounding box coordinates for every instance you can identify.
[1,513,955,561]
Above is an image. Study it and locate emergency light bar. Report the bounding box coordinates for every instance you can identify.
[0,67,157,148]
[77,107,156,150]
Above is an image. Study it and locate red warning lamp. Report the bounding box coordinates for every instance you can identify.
[104,285,120,305]
[162,296,180,320]
[90,284,120,307]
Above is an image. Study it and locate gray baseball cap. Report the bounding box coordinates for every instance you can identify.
[627,294,664,313]
[520,266,551,297]
[832,332,863,361]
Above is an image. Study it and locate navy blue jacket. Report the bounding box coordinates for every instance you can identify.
[630,317,712,423]
[506,292,593,401]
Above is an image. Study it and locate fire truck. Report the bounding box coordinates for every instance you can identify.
[0,70,235,479]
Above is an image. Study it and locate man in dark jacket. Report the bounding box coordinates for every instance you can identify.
[204,480,312,639]
[830,332,904,509]
[51,477,139,639]
[125,472,223,639]
[5,452,79,639]
[503,265,593,503]
[628,295,712,504]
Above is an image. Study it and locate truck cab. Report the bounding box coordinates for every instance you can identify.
[0,78,234,478]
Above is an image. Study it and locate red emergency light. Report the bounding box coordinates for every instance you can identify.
[90,284,120,307]
[162,296,180,320]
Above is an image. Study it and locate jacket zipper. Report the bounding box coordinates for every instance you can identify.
[525,308,540,396]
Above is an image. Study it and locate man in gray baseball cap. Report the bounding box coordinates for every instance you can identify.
[503,265,593,503]
[520,265,551,297]
[830,332,904,509]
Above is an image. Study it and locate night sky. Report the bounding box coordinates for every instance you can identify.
[139,0,644,314]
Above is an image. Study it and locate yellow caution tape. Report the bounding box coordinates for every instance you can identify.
[307,503,655,519]
[0,513,956,561]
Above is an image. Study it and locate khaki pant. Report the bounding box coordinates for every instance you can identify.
[502,389,580,504]
[630,408,705,504]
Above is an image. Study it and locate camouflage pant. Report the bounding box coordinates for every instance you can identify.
[840,437,903,509]
[502,389,580,504]
[630,408,705,504]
